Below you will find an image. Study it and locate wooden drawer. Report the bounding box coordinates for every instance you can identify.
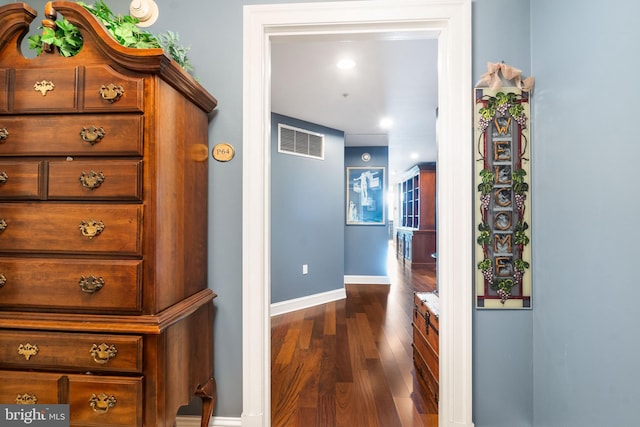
[68,374,143,427]
[8,65,144,114]
[0,115,143,156]
[413,347,438,406]
[0,371,143,426]
[0,330,142,373]
[83,65,144,112]
[0,258,142,312]
[412,327,438,382]
[0,370,65,404]
[0,203,142,256]
[0,160,42,199]
[48,159,142,200]
[13,67,78,112]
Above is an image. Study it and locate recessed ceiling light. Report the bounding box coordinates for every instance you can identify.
[410,153,419,159]
[379,117,393,129]
[337,58,356,70]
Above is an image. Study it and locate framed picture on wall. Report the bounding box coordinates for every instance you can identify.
[346,166,385,225]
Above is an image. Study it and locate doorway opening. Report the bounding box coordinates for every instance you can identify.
[242,2,473,427]
[269,33,437,423]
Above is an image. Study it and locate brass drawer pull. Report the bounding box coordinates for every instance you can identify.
[90,343,118,364]
[34,80,55,96]
[79,275,105,294]
[80,126,106,145]
[79,219,105,239]
[16,393,38,404]
[0,273,6,288]
[0,127,8,142]
[0,219,7,232]
[17,343,39,360]
[89,393,117,414]
[99,83,125,103]
[0,171,7,183]
[79,170,105,190]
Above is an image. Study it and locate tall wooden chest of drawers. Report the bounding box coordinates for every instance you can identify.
[0,3,217,426]
[412,291,439,408]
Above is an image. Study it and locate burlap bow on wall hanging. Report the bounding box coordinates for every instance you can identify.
[476,61,535,93]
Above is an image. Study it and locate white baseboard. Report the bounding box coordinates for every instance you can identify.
[270,287,346,316]
[176,415,242,427]
[344,275,390,285]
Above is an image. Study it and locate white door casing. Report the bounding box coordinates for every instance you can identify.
[242,1,473,426]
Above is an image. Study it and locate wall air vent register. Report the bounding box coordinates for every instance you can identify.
[278,123,324,160]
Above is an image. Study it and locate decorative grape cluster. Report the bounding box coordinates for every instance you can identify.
[482,268,493,285]
[514,113,527,129]
[478,116,490,132]
[514,193,526,212]
[480,193,491,210]
[496,102,510,117]
[513,269,523,285]
[496,288,510,303]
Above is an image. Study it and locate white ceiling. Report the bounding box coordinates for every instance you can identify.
[270,34,438,180]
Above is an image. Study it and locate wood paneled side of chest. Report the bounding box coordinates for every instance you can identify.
[412,291,439,408]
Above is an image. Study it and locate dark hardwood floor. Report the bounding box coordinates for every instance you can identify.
[271,243,438,427]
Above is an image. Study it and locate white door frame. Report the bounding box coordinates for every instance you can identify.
[242,1,473,426]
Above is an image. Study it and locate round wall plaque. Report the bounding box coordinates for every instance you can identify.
[212,143,235,162]
[361,152,371,162]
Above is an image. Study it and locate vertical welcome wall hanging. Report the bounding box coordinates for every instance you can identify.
[474,62,534,309]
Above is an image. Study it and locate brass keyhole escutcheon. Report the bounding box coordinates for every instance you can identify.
[0,273,6,288]
[0,219,7,232]
[0,127,8,142]
[16,393,38,404]
[34,80,55,96]
[17,343,39,360]
[0,171,7,184]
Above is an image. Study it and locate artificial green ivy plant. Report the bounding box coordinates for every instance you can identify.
[28,0,193,73]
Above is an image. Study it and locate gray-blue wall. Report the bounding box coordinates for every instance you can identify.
[344,146,390,277]
[471,1,533,426]
[8,1,640,425]
[2,0,532,422]
[531,0,640,426]
[270,113,345,304]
